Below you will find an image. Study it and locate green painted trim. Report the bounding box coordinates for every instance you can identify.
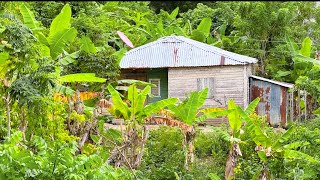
[147,68,168,103]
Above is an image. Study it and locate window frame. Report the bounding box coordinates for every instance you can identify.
[149,78,161,97]
[197,77,215,98]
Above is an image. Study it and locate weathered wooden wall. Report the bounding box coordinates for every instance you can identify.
[168,65,253,125]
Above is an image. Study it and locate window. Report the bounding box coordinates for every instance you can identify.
[197,77,214,98]
[149,79,161,97]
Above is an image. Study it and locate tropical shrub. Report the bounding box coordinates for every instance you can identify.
[140,126,228,180]
[0,132,133,179]
[140,126,185,180]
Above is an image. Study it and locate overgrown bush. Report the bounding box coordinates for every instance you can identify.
[0,132,132,179]
[193,128,228,178]
[280,118,320,179]
[140,126,185,180]
[140,126,228,180]
[235,115,320,179]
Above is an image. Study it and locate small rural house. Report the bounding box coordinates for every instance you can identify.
[119,35,258,125]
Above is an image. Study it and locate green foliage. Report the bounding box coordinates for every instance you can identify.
[48,28,78,60]
[245,97,260,115]
[167,88,208,125]
[49,4,71,37]
[107,84,178,122]
[19,3,41,30]
[0,132,133,179]
[242,113,318,179]
[235,116,320,179]
[140,126,185,180]
[300,37,312,57]
[59,73,106,83]
[80,36,97,53]
[191,17,213,43]
[107,84,130,119]
[227,99,241,135]
[2,2,320,179]
[140,126,227,180]
[57,51,80,66]
[62,49,120,81]
[54,84,75,96]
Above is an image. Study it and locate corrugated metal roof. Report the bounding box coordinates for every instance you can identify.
[120,35,257,69]
[250,75,294,88]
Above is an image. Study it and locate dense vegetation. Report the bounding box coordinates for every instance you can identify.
[1,1,320,179]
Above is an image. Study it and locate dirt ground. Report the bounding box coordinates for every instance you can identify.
[104,123,287,134]
[104,123,215,133]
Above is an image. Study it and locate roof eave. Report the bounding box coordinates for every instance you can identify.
[250,75,294,88]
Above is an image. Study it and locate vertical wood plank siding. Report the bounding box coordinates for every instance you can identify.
[168,65,253,125]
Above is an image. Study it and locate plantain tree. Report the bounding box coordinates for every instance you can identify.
[202,98,260,179]
[243,115,318,180]
[10,3,110,145]
[106,84,178,169]
[19,3,110,98]
[166,88,218,169]
[19,3,106,89]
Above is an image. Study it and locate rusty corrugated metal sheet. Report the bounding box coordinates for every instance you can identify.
[250,76,292,127]
[120,36,257,69]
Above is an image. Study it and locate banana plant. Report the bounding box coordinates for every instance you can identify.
[19,3,74,63]
[243,115,318,180]
[106,84,178,169]
[19,3,77,61]
[204,98,260,180]
[107,83,178,123]
[279,36,320,116]
[167,88,209,125]
[166,88,214,168]
[133,7,186,42]
[211,23,243,49]
[277,36,318,81]
[224,98,260,180]
[190,17,214,44]
[19,4,105,97]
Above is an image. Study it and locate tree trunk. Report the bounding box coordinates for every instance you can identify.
[133,125,149,169]
[5,93,11,139]
[225,143,242,180]
[259,40,267,76]
[183,126,196,170]
[259,163,269,180]
[183,132,188,169]
[78,109,99,150]
[65,90,100,152]
[107,125,150,170]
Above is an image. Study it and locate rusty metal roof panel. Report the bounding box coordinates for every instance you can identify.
[250,75,294,88]
[120,36,257,69]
